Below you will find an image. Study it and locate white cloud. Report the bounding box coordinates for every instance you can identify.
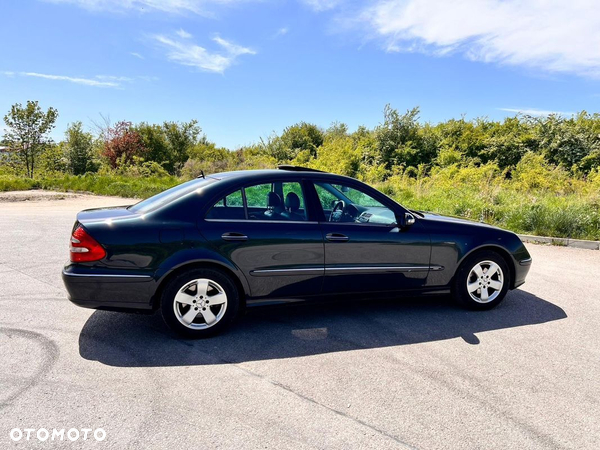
[499,108,575,117]
[176,28,193,39]
[355,0,600,78]
[0,72,154,88]
[154,33,256,73]
[212,36,255,57]
[43,0,250,16]
[18,72,121,87]
[130,52,145,59]
[274,27,289,37]
[138,75,160,82]
[301,0,342,12]
[95,75,135,82]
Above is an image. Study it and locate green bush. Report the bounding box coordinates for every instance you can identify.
[2,104,600,240]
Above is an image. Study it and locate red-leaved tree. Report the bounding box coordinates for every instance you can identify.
[102,121,147,168]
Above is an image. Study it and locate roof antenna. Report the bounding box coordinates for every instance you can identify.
[197,170,205,179]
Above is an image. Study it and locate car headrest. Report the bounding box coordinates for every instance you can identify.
[267,192,281,208]
[285,192,300,211]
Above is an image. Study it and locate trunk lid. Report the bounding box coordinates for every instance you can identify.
[76,206,137,224]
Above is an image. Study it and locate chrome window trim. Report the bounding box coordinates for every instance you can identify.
[318,221,398,228]
[252,268,323,273]
[250,267,323,276]
[325,266,431,272]
[250,265,444,275]
[205,219,318,225]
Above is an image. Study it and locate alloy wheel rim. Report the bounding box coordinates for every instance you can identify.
[466,260,504,304]
[173,278,228,329]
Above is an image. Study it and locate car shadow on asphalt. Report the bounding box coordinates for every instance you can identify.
[78,290,566,367]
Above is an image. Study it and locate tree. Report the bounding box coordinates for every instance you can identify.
[309,135,360,177]
[3,101,58,177]
[65,121,95,175]
[272,122,324,161]
[134,120,201,174]
[374,105,425,168]
[39,143,69,174]
[101,121,147,168]
[162,120,202,173]
[535,112,600,168]
[134,122,171,170]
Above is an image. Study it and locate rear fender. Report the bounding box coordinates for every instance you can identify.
[154,248,251,297]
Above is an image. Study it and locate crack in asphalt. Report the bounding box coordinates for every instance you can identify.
[169,334,419,450]
[0,262,65,291]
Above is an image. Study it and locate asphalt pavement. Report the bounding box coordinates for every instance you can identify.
[0,193,598,449]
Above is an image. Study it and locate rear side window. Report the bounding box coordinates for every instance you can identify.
[205,189,245,220]
[282,182,305,210]
[245,184,272,208]
[246,181,306,221]
[205,181,307,221]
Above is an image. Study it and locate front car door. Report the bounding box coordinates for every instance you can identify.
[199,178,324,301]
[309,179,432,295]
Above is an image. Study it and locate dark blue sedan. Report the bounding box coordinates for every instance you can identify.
[63,166,532,337]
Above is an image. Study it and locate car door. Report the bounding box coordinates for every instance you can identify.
[310,180,432,295]
[199,179,325,299]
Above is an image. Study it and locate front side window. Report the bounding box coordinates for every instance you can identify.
[315,182,396,225]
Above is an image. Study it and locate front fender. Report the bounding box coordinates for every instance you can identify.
[424,222,528,289]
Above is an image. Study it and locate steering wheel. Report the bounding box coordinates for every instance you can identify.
[329,200,346,222]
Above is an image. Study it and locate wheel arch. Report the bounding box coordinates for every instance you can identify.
[151,261,248,310]
[456,244,517,289]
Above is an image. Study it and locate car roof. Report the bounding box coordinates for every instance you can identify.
[157,167,404,219]
[207,168,343,182]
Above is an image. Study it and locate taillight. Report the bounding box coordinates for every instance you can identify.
[70,225,106,262]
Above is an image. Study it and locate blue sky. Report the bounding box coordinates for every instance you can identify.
[1,0,599,149]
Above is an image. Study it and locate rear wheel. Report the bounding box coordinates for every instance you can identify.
[160,268,240,338]
[453,251,510,310]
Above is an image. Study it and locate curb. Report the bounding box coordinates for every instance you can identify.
[517,234,600,250]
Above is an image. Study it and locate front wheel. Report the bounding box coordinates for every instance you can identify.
[453,251,510,310]
[160,268,240,338]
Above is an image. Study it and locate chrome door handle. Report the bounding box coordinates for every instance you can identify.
[221,232,248,242]
[325,233,349,242]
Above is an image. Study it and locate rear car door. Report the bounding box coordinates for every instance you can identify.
[199,179,325,300]
[310,180,432,295]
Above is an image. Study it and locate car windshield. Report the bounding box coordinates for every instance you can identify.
[129,177,216,214]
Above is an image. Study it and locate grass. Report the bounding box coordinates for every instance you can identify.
[375,165,600,241]
[1,169,598,241]
[0,174,179,198]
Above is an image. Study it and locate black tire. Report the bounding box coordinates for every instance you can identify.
[160,268,240,338]
[452,250,511,310]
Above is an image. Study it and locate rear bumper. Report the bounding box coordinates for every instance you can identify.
[62,266,158,312]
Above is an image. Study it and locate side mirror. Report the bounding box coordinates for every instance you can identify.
[397,212,416,228]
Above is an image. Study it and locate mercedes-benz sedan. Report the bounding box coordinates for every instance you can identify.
[63,166,532,337]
